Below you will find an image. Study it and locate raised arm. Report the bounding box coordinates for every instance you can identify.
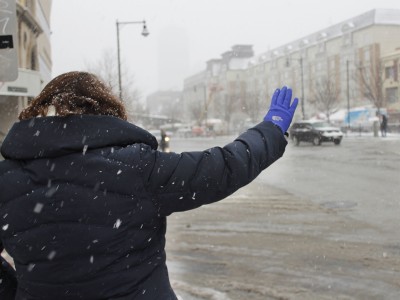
[141,87,298,216]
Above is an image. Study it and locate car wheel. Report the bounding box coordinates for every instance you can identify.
[334,139,341,145]
[313,136,321,146]
[293,136,300,146]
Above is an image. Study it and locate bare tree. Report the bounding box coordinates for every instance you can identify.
[188,100,202,126]
[84,49,143,121]
[356,59,384,111]
[212,83,240,132]
[164,96,183,123]
[312,76,341,122]
[222,94,238,126]
[242,89,266,123]
[187,85,206,126]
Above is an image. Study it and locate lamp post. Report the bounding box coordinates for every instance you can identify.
[346,59,350,130]
[116,19,149,100]
[299,57,305,119]
[287,57,306,119]
[203,85,208,131]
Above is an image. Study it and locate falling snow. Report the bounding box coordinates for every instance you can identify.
[33,202,44,213]
[113,219,122,229]
[45,186,58,198]
[27,263,35,272]
[48,250,57,260]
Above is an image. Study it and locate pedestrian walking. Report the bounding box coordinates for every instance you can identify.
[160,129,168,152]
[0,71,298,300]
[380,113,388,137]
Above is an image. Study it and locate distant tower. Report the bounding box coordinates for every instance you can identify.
[157,25,190,91]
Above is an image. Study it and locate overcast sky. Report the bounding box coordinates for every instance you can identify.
[51,0,400,99]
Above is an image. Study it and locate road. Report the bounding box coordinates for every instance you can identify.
[166,133,400,300]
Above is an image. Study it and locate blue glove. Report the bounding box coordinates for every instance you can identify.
[264,86,298,134]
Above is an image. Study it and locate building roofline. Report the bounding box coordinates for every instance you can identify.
[255,8,400,62]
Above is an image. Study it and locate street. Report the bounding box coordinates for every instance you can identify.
[166,133,400,299]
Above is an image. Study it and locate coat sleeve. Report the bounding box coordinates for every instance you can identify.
[140,121,287,216]
[0,247,17,300]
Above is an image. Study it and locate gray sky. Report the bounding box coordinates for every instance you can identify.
[51,0,400,99]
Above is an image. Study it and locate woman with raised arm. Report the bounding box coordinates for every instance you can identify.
[0,71,297,300]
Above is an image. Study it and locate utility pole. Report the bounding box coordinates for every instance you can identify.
[204,85,208,130]
[346,60,350,130]
[300,57,305,119]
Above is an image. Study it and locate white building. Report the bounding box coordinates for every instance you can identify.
[0,0,52,143]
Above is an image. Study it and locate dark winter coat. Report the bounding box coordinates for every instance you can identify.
[0,115,287,299]
[381,114,388,129]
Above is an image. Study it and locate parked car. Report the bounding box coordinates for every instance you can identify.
[148,129,170,152]
[289,120,343,146]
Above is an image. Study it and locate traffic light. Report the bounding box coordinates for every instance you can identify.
[0,0,19,81]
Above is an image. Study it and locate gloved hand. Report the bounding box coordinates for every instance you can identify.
[263,86,298,134]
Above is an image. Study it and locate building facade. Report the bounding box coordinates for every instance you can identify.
[183,45,253,132]
[182,9,400,130]
[0,0,52,143]
[381,48,400,123]
[247,8,400,123]
[146,90,183,126]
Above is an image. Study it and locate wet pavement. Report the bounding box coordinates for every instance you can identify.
[166,134,400,300]
[1,133,399,299]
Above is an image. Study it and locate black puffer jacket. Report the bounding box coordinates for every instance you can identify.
[0,115,287,299]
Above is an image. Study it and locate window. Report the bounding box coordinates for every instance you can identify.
[342,32,353,46]
[318,42,326,54]
[364,48,370,61]
[385,66,395,79]
[386,87,398,104]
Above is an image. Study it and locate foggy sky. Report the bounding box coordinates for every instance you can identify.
[51,0,400,99]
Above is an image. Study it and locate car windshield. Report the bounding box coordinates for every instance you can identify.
[312,122,333,128]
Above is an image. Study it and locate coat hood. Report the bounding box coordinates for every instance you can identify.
[1,115,158,160]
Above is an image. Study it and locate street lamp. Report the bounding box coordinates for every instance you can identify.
[116,19,149,99]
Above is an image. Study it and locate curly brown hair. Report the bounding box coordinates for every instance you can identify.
[19,71,127,121]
